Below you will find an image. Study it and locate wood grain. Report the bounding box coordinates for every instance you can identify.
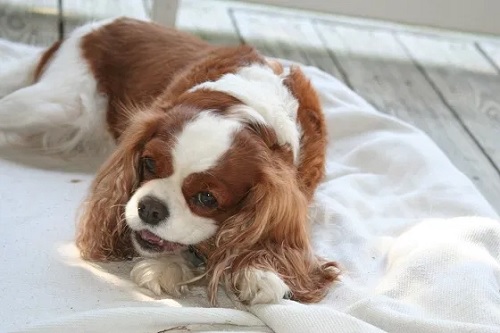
[398,34,500,171]
[150,0,179,27]
[176,0,240,45]
[62,0,148,35]
[313,23,500,211]
[478,42,500,71]
[231,9,345,81]
[62,0,241,45]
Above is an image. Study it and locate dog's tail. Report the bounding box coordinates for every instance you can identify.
[0,39,43,98]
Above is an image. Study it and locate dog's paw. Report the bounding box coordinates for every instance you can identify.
[130,256,194,297]
[235,268,290,305]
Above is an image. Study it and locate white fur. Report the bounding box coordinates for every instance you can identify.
[130,255,194,296]
[126,177,219,245]
[126,113,242,297]
[0,19,116,154]
[236,268,291,305]
[172,112,242,177]
[125,113,241,246]
[189,64,301,164]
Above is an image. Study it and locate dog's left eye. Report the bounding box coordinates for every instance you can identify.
[194,192,218,209]
[142,157,156,174]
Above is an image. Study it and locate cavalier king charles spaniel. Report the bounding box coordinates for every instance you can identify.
[0,18,339,305]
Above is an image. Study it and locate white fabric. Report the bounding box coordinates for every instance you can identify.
[1,55,499,333]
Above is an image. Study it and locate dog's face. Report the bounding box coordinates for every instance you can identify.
[124,106,272,257]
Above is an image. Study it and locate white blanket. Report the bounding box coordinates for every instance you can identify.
[1,51,499,333]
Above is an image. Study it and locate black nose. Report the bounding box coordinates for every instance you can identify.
[137,196,169,225]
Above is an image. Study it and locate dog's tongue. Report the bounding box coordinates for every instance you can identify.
[139,230,185,252]
[140,230,163,244]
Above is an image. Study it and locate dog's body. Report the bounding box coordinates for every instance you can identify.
[1,18,215,153]
[0,18,338,305]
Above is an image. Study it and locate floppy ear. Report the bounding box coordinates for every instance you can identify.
[76,111,161,261]
[284,65,327,200]
[198,65,334,304]
[204,160,339,304]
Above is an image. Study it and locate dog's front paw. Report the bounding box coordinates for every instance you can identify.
[130,256,194,297]
[235,268,290,305]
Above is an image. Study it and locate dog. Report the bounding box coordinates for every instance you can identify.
[0,17,339,305]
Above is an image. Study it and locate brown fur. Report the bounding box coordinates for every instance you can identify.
[81,18,265,139]
[75,19,264,262]
[194,66,336,304]
[181,131,263,222]
[81,18,214,139]
[76,110,164,260]
[153,46,266,110]
[285,66,328,200]
[172,89,242,111]
[70,18,338,304]
[204,158,339,304]
[265,58,284,75]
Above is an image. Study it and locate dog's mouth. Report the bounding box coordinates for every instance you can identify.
[134,230,187,253]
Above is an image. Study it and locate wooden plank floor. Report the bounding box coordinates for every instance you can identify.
[1,0,499,213]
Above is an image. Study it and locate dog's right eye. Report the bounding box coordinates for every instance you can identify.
[193,191,218,209]
[142,157,156,174]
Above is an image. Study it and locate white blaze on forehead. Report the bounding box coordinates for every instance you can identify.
[189,64,301,164]
[124,112,242,247]
[126,177,219,245]
[173,112,242,178]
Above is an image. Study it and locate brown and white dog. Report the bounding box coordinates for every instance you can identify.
[0,18,338,305]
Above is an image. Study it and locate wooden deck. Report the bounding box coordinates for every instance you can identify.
[1,0,499,213]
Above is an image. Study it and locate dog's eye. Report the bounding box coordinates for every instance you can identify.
[194,192,218,209]
[142,157,156,174]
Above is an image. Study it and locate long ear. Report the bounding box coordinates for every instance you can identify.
[76,111,161,261]
[284,65,327,201]
[205,160,339,304]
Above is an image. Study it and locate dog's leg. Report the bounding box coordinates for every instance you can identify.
[0,78,111,154]
[0,83,77,133]
[0,39,42,98]
[0,55,42,98]
[0,52,110,153]
[0,39,41,60]
[130,255,195,297]
[234,268,291,305]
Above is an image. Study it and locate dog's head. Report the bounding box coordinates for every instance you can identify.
[125,103,304,257]
[76,64,337,303]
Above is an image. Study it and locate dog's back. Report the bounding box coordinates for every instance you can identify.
[0,18,214,152]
